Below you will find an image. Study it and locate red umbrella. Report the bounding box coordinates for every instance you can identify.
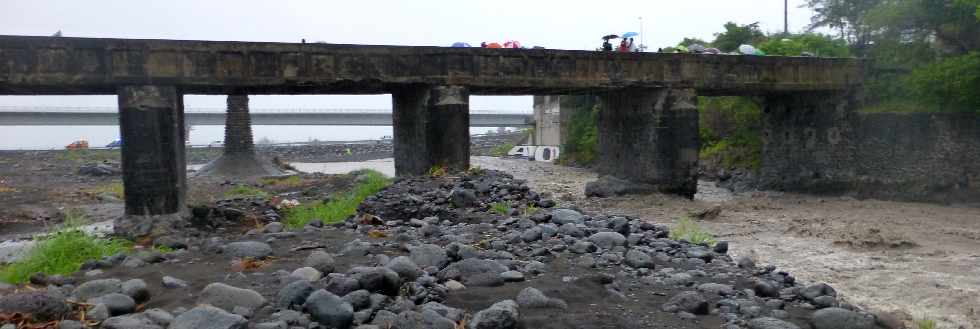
[487,42,503,48]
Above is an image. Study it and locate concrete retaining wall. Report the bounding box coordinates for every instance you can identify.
[761,109,980,203]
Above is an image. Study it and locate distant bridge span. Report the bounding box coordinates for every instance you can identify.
[0,107,533,127]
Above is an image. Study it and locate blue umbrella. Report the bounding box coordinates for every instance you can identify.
[451,42,471,48]
[621,32,639,38]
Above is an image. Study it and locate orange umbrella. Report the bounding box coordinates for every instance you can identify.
[487,42,502,48]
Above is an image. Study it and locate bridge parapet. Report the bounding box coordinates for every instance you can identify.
[0,35,864,96]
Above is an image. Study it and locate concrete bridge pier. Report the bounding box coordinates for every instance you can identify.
[115,85,188,238]
[392,85,470,176]
[594,88,700,198]
[195,94,284,178]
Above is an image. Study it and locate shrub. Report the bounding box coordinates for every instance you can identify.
[284,170,390,228]
[669,216,717,247]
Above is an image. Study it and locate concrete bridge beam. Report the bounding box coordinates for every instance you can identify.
[595,88,700,198]
[115,85,187,238]
[392,85,470,176]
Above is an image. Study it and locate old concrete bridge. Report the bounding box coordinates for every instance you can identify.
[0,106,533,127]
[0,35,863,237]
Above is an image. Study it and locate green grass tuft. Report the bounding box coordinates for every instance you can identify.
[523,204,540,216]
[224,185,270,199]
[915,318,937,329]
[0,221,131,284]
[490,202,512,216]
[490,143,515,157]
[284,170,390,228]
[260,175,302,188]
[83,181,125,199]
[670,216,717,247]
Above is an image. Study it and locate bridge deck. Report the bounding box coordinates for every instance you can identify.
[0,35,864,96]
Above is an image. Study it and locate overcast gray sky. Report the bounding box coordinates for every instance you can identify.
[0,0,817,110]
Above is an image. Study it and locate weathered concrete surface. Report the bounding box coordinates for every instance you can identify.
[760,94,980,203]
[224,94,253,155]
[531,96,562,146]
[595,88,700,198]
[393,85,470,176]
[114,85,186,238]
[0,110,532,127]
[195,94,284,178]
[0,35,863,96]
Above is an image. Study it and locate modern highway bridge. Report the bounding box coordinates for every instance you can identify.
[0,106,533,127]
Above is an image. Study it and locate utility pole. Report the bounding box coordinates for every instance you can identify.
[784,0,789,35]
[638,16,644,51]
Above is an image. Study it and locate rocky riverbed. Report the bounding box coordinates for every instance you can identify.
[1,169,894,329]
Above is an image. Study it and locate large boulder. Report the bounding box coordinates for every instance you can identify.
[811,308,875,329]
[588,232,627,249]
[223,241,272,259]
[584,176,657,197]
[389,310,456,329]
[278,280,315,310]
[303,290,354,329]
[303,250,336,274]
[409,244,449,269]
[661,291,709,315]
[748,317,801,329]
[72,278,123,300]
[348,267,401,295]
[550,209,584,225]
[198,283,268,313]
[386,256,423,281]
[468,300,519,329]
[0,291,71,321]
[438,258,508,287]
[515,287,567,309]
[169,304,247,329]
[624,249,654,269]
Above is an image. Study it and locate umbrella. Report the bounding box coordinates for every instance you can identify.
[688,44,706,53]
[621,32,639,38]
[503,40,522,48]
[738,44,757,55]
[487,42,503,48]
[451,42,471,48]
[704,47,721,54]
[602,34,620,40]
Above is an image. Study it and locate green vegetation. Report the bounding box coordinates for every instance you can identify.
[669,216,717,247]
[83,181,125,199]
[804,0,980,112]
[523,204,540,216]
[558,95,600,165]
[261,175,303,188]
[427,165,448,177]
[466,165,486,176]
[489,202,512,216]
[284,170,390,228]
[224,185,270,199]
[915,318,937,329]
[490,143,515,157]
[0,217,131,284]
[698,96,763,172]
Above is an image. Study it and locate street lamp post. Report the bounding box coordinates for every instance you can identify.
[638,16,645,52]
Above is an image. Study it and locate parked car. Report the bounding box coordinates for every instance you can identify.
[66,140,89,150]
[105,139,122,148]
